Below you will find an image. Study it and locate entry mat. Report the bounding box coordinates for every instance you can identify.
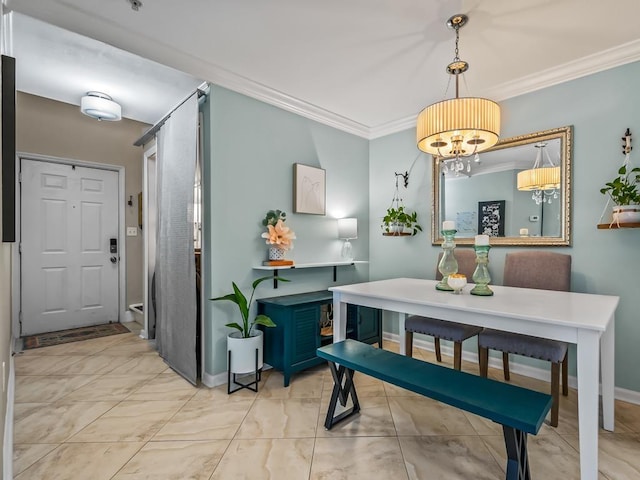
[22,323,130,350]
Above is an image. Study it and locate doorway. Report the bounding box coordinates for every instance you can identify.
[19,156,122,336]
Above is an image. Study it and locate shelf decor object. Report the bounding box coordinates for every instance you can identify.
[261,209,296,261]
[436,220,458,291]
[416,14,500,167]
[293,164,326,215]
[598,129,640,229]
[470,234,494,296]
[337,218,357,261]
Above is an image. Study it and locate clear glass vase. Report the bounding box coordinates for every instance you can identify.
[436,229,458,291]
[470,245,493,296]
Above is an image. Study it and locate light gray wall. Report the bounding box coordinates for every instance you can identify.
[369,59,640,392]
[202,86,370,378]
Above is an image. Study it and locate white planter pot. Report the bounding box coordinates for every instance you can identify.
[612,205,640,224]
[227,330,263,374]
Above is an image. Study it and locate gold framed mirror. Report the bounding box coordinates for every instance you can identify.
[431,126,572,246]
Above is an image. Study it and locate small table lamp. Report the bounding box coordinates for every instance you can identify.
[337,218,357,261]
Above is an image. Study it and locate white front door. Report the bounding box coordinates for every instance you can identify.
[20,159,120,336]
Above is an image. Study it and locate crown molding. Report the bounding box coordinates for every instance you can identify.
[369,39,640,140]
[210,38,640,141]
[483,38,640,102]
[204,65,371,139]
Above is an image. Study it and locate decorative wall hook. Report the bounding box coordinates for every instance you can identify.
[395,171,409,188]
[622,128,632,155]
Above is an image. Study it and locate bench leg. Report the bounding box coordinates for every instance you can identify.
[324,361,361,430]
[503,425,531,480]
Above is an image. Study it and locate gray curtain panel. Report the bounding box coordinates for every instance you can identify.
[155,95,198,385]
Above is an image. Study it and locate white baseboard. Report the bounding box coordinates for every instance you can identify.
[4,346,15,480]
[202,371,227,388]
[202,364,273,389]
[383,332,640,406]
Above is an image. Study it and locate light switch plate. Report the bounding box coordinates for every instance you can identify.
[127,227,138,236]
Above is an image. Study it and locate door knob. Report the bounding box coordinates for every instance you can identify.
[110,256,117,264]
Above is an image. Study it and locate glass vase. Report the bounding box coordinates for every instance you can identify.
[436,229,458,291]
[470,245,493,296]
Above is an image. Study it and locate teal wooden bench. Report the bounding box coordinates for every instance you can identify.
[317,340,552,480]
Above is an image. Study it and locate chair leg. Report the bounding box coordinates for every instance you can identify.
[434,337,442,362]
[550,362,560,427]
[479,346,489,377]
[405,331,414,358]
[453,341,462,370]
[502,352,511,381]
[562,353,569,396]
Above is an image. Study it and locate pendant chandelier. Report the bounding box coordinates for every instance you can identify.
[517,142,560,205]
[416,14,500,161]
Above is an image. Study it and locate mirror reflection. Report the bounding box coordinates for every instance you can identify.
[432,126,572,246]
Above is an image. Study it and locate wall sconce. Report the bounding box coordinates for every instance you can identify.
[337,218,357,261]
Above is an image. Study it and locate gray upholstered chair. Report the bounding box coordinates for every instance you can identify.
[477,251,571,427]
[405,249,481,370]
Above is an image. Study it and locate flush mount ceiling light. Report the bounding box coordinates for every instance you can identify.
[80,92,122,121]
[417,14,500,160]
[517,142,561,205]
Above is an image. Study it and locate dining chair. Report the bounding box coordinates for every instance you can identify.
[405,249,481,370]
[477,251,571,427]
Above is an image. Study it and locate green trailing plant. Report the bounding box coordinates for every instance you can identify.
[211,275,290,338]
[382,206,423,235]
[600,165,640,206]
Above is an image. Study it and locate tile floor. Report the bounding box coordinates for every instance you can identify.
[12,324,640,479]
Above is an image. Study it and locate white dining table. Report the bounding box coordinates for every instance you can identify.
[330,278,618,480]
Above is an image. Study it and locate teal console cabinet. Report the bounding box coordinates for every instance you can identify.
[257,290,381,387]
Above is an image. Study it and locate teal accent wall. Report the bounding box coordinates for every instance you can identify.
[202,86,370,378]
[369,60,640,392]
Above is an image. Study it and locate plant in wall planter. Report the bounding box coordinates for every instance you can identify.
[211,275,289,393]
[600,165,640,224]
[382,206,423,236]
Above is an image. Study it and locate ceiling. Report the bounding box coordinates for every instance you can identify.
[5,0,640,137]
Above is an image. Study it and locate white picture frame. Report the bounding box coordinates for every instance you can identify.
[293,163,326,215]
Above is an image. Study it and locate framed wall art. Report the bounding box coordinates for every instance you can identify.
[478,200,505,237]
[293,163,326,215]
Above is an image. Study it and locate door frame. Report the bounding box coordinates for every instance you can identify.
[12,152,126,338]
[141,143,156,339]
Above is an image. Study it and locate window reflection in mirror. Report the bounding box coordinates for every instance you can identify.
[431,126,572,246]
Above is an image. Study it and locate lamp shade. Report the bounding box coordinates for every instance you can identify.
[337,218,357,239]
[417,97,500,157]
[80,92,122,121]
[517,166,560,191]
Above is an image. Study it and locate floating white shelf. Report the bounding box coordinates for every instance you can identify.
[253,261,368,288]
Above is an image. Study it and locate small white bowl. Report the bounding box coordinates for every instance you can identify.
[447,274,467,294]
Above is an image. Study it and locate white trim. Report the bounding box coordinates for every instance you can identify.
[383,332,640,406]
[204,40,640,140]
[483,38,640,103]
[3,342,15,480]
[205,67,370,139]
[14,152,127,332]
[202,370,227,388]
[142,144,157,341]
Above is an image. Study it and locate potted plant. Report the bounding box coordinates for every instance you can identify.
[382,206,423,236]
[600,165,640,223]
[211,275,289,377]
[261,209,296,260]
